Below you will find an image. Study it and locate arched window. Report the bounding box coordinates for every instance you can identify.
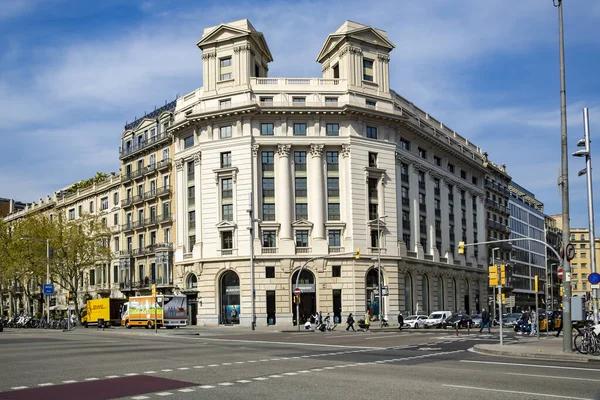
[581,234,585,241]
[422,274,430,314]
[437,276,444,310]
[186,274,197,289]
[404,273,413,314]
[366,268,383,317]
[220,270,240,324]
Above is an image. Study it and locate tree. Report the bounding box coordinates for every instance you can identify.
[48,212,111,319]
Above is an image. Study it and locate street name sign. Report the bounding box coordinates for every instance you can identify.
[43,284,54,295]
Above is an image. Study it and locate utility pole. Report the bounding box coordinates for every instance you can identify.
[248,192,256,331]
[554,0,572,353]
[491,247,500,322]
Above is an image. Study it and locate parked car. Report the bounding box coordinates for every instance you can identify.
[403,315,428,329]
[502,313,522,328]
[423,311,453,329]
[470,314,482,328]
[442,313,473,329]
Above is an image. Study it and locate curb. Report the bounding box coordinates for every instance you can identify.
[472,344,597,362]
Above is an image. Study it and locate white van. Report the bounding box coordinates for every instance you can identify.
[423,311,453,328]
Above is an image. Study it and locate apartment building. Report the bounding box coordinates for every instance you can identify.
[118,102,177,298]
[170,19,490,326]
[566,228,600,298]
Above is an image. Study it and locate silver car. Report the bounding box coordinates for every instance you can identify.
[403,315,428,329]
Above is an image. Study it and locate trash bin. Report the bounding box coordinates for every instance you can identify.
[97,318,105,330]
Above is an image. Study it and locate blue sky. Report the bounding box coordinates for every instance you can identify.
[1,0,599,229]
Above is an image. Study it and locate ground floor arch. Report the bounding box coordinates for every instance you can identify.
[220,270,240,324]
[366,267,385,318]
[291,269,316,325]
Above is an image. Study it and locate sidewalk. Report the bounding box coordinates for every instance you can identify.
[473,336,600,362]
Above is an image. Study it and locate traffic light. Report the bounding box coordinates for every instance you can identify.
[489,265,498,286]
[355,248,360,259]
[68,292,73,301]
[458,241,465,255]
[534,275,539,293]
[560,285,563,297]
[496,293,506,305]
[500,265,506,285]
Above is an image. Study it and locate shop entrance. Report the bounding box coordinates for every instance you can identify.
[291,269,316,325]
[266,290,276,325]
[220,270,240,324]
[366,268,384,319]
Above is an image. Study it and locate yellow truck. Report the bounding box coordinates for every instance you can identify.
[81,298,127,328]
[121,295,187,329]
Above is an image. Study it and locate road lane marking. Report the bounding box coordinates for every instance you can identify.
[62,380,77,383]
[178,389,195,393]
[11,387,28,390]
[199,337,383,349]
[177,367,189,370]
[235,361,245,364]
[131,396,150,400]
[218,382,234,386]
[221,363,232,365]
[208,364,219,367]
[38,383,54,387]
[155,393,173,397]
[269,375,283,378]
[193,366,204,369]
[506,373,599,382]
[85,378,99,381]
[124,373,138,376]
[199,385,214,389]
[442,384,592,400]
[253,377,268,381]
[142,371,156,375]
[161,369,173,372]
[237,380,252,383]
[460,360,600,372]
[283,372,298,376]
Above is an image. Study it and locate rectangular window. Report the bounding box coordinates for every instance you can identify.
[296,203,308,220]
[434,155,441,166]
[292,97,306,105]
[401,163,409,183]
[188,235,196,252]
[222,178,233,199]
[293,123,307,136]
[187,161,194,180]
[327,178,339,198]
[368,152,377,168]
[369,204,378,220]
[402,210,410,224]
[328,230,341,246]
[78,205,83,217]
[295,178,307,197]
[188,186,195,201]
[400,138,410,151]
[219,98,231,108]
[113,213,118,226]
[325,97,338,104]
[418,147,427,159]
[222,204,233,221]
[366,99,376,107]
[328,203,340,221]
[220,57,232,80]
[332,265,341,278]
[263,203,275,221]
[221,232,233,249]
[295,231,309,247]
[401,186,409,206]
[69,208,75,220]
[184,135,194,149]
[90,201,95,213]
[366,126,377,139]
[262,178,275,197]
[447,163,455,173]
[261,123,274,136]
[98,197,108,211]
[113,265,119,283]
[472,176,478,185]
[113,192,119,205]
[363,59,374,81]
[460,170,467,179]
[220,126,232,139]
[260,97,273,104]
[266,266,275,278]
[221,152,231,168]
[326,123,339,136]
[294,151,306,171]
[326,151,339,171]
[262,151,274,171]
[263,231,276,248]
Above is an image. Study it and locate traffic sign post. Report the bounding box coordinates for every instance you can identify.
[294,287,301,296]
[557,267,563,280]
[43,284,54,296]
[565,243,575,261]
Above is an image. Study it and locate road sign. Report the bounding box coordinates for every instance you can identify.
[589,272,600,285]
[49,298,56,307]
[43,284,54,295]
[557,267,563,280]
[294,287,301,296]
[565,243,575,261]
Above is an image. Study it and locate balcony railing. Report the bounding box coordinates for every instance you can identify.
[120,132,170,158]
[157,186,171,196]
[132,194,144,205]
[328,246,345,254]
[122,222,134,231]
[157,214,172,223]
[122,197,133,207]
[145,189,158,200]
[296,247,311,254]
[296,213,308,221]
[328,213,340,221]
[157,158,171,170]
[219,248,237,256]
[262,247,278,254]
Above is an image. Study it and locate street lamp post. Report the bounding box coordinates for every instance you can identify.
[21,238,50,325]
[573,108,598,325]
[491,247,500,321]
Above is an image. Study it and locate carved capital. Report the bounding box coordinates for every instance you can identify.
[234,44,251,53]
[175,158,184,171]
[252,144,260,157]
[193,152,202,166]
[341,143,351,158]
[277,144,291,158]
[202,51,216,60]
[309,144,324,157]
[377,54,390,63]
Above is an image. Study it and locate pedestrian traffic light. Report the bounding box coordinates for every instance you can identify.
[500,265,506,285]
[489,265,498,286]
[534,275,539,293]
[458,241,465,255]
[355,248,360,259]
[560,285,563,296]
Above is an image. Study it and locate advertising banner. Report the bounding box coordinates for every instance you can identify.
[129,296,163,320]
[163,296,187,320]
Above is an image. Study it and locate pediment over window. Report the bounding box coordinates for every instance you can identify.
[325,221,346,229]
[216,220,237,232]
[292,220,314,228]
[316,23,395,63]
[213,167,238,184]
[368,218,387,229]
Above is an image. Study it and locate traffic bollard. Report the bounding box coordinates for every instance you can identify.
[455,322,459,336]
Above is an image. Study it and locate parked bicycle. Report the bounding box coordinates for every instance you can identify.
[574,322,600,356]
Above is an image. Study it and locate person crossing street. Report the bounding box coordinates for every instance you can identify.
[479,308,491,334]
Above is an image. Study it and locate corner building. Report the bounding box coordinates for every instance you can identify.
[171,20,489,326]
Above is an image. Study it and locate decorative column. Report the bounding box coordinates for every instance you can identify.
[466,192,475,265]
[277,144,294,253]
[425,171,438,260]
[453,185,462,263]
[342,144,352,246]
[193,152,203,259]
[441,180,451,262]
[309,144,327,253]
[477,195,486,265]
[252,144,261,252]
[175,158,185,261]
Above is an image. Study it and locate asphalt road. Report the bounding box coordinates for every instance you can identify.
[0,327,598,400]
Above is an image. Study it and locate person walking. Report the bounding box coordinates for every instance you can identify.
[364,311,371,331]
[397,313,404,330]
[479,308,491,334]
[346,313,356,332]
[519,311,530,335]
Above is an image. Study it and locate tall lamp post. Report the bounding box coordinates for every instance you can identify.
[573,107,598,325]
[491,247,500,321]
[553,0,573,353]
[20,237,50,325]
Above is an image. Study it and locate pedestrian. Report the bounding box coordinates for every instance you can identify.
[398,313,404,330]
[519,311,530,335]
[555,311,563,337]
[364,310,371,331]
[346,313,356,332]
[324,313,331,331]
[479,308,491,334]
[530,310,537,336]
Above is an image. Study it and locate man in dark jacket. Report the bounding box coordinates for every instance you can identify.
[346,313,356,331]
[479,308,491,333]
[397,313,404,330]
